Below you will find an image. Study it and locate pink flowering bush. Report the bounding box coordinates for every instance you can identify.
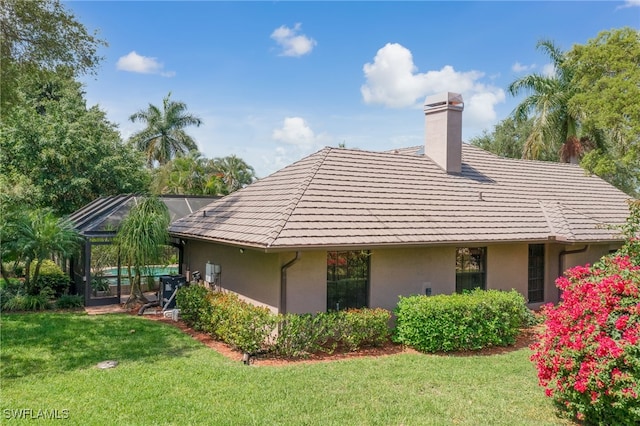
[531,201,640,424]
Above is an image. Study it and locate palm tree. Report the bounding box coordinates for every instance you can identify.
[6,209,81,294]
[508,40,585,163]
[114,196,170,306]
[128,92,202,167]
[210,155,257,194]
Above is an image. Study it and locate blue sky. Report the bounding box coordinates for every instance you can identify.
[69,1,640,177]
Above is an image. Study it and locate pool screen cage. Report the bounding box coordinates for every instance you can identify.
[68,194,218,306]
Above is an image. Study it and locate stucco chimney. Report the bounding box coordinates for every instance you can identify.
[424,92,464,173]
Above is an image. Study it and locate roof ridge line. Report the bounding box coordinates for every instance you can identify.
[538,200,557,237]
[265,147,333,247]
[540,200,576,241]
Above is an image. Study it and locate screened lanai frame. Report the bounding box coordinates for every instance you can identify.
[68,194,219,306]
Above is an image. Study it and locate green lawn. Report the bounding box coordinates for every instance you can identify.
[0,313,572,425]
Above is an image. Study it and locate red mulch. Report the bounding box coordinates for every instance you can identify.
[127,305,537,366]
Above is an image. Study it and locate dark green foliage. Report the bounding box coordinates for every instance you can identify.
[0,68,150,214]
[55,294,83,309]
[31,259,69,296]
[470,117,538,160]
[0,0,106,110]
[394,289,530,353]
[274,313,338,358]
[0,278,22,292]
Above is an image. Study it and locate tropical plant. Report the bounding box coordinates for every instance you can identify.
[128,93,202,167]
[114,196,170,305]
[151,151,255,195]
[508,40,585,162]
[2,208,80,294]
[209,155,256,194]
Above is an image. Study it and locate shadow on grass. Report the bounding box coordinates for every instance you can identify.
[0,312,202,380]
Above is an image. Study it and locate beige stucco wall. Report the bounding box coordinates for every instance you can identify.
[183,240,282,312]
[181,240,622,314]
[284,251,326,314]
[369,247,455,311]
[486,244,528,295]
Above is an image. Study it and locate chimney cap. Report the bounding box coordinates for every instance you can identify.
[424,92,464,112]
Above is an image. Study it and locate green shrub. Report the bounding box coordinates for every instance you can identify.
[339,308,391,351]
[209,292,277,354]
[274,309,392,358]
[176,285,214,331]
[56,294,84,309]
[32,260,69,296]
[2,293,51,311]
[394,289,529,353]
[176,285,392,358]
[1,277,23,292]
[274,313,338,358]
[177,286,277,354]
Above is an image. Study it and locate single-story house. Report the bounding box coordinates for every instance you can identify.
[169,92,632,314]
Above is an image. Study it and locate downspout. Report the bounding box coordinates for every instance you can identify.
[558,245,589,300]
[280,252,301,315]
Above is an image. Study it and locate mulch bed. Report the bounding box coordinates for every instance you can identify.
[126,304,537,366]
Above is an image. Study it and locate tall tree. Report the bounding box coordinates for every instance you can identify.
[0,0,105,110]
[210,155,257,194]
[114,196,170,306]
[0,68,150,214]
[128,93,203,167]
[567,27,640,197]
[508,40,584,162]
[470,117,536,160]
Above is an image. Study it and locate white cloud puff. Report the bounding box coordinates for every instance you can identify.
[542,63,556,77]
[116,51,175,77]
[270,23,316,57]
[360,43,505,130]
[617,0,640,9]
[512,62,536,73]
[272,117,317,146]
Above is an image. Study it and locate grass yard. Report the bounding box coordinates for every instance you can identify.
[0,313,572,425]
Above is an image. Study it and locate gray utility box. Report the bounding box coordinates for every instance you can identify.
[160,275,187,309]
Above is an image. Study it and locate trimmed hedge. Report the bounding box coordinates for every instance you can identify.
[177,286,276,354]
[176,285,392,357]
[394,289,530,352]
[273,309,391,357]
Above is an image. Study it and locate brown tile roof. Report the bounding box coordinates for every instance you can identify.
[168,145,632,250]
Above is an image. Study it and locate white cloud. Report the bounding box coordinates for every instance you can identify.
[360,43,505,131]
[511,61,536,73]
[116,51,175,77]
[272,117,317,146]
[616,0,640,9]
[542,63,556,77]
[270,23,316,57]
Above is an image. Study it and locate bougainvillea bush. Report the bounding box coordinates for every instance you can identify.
[531,202,640,425]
